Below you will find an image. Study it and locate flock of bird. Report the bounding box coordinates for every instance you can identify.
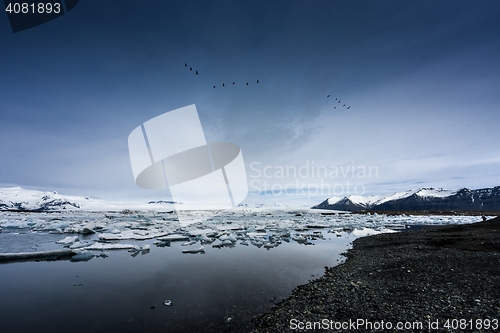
[184,63,351,110]
[326,94,350,109]
[184,63,259,89]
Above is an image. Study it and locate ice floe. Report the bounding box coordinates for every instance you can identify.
[0,209,491,261]
[182,246,205,254]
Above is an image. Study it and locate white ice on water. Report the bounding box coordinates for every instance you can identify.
[0,208,491,259]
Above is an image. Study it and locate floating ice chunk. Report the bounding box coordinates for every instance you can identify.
[216,224,243,231]
[240,241,249,246]
[199,234,214,243]
[222,239,233,246]
[71,250,94,262]
[141,244,150,251]
[63,227,79,233]
[157,234,189,241]
[246,232,267,238]
[81,222,96,234]
[292,235,306,242]
[69,241,95,249]
[1,221,29,228]
[251,240,263,248]
[182,240,197,246]
[99,230,168,240]
[41,222,72,231]
[182,246,205,254]
[263,242,275,249]
[128,245,142,252]
[154,240,171,247]
[97,252,109,258]
[83,243,138,250]
[163,300,172,306]
[187,228,215,237]
[219,233,237,243]
[56,236,79,245]
[211,241,223,248]
[305,222,329,228]
[351,228,382,237]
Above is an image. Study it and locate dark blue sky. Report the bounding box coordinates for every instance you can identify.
[1,0,499,203]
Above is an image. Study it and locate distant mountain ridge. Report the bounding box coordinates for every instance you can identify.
[0,187,84,211]
[0,187,176,211]
[313,186,500,212]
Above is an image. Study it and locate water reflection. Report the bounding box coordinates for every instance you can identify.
[0,229,353,333]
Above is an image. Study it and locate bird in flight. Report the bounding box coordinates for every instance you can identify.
[233,82,235,85]
[246,82,248,85]
[343,104,346,107]
[222,83,225,87]
[190,67,193,71]
[184,63,187,67]
[213,85,216,89]
[196,70,199,74]
[327,94,330,98]
[256,79,259,83]
[347,106,350,109]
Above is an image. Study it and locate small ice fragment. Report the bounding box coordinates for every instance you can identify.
[98,252,109,258]
[70,241,95,249]
[163,300,172,306]
[158,234,189,241]
[141,244,150,251]
[182,246,205,254]
[69,242,82,249]
[222,239,233,246]
[199,234,214,243]
[81,222,96,234]
[226,233,237,242]
[154,240,171,247]
[128,245,141,252]
[56,236,78,245]
[83,243,137,250]
[292,235,306,242]
[251,240,263,248]
[71,250,94,262]
[212,242,223,248]
[181,240,197,246]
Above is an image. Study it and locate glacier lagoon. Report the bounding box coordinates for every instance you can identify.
[0,209,485,332]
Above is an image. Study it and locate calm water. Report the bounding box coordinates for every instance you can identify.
[0,231,354,333]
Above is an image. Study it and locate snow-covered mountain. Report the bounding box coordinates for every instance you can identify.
[0,187,177,211]
[0,187,84,211]
[313,187,500,212]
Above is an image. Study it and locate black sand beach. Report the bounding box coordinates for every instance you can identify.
[252,217,500,332]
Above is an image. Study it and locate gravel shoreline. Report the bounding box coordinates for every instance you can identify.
[252,217,500,332]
